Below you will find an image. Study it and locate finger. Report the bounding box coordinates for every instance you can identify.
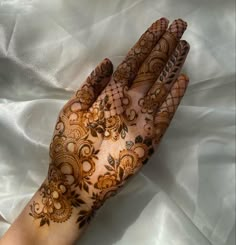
[138,40,190,114]
[113,18,169,86]
[130,19,187,93]
[64,58,113,113]
[154,74,189,145]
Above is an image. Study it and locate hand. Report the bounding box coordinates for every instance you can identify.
[29,18,190,230]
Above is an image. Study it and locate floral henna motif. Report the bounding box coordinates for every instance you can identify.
[92,135,154,206]
[70,136,155,226]
[29,165,86,226]
[87,95,129,140]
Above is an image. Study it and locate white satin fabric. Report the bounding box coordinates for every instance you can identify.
[0,0,235,244]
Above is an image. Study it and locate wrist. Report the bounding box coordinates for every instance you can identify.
[1,179,93,245]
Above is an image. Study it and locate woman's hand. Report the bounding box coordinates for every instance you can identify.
[29,17,190,229]
[0,17,190,245]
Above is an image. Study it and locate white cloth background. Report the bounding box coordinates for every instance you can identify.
[0,0,235,244]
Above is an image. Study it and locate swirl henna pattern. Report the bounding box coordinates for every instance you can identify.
[29,18,190,230]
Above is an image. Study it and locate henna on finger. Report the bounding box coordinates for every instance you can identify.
[154,74,189,144]
[64,58,113,112]
[130,19,187,90]
[89,18,169,120]
[138,40,190,114]
[113,18,169,86]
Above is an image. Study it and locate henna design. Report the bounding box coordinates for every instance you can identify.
[29,18,189,231]
[73,58,113,110]
[131,19,187,88]
[87,95,129,140]
[113,18,169,86]
[154,74,189,144]
[87,19,169,130]
[76,209,95,229]
[138,40,190,114]
[93,135,153,201]
[29,165,86,226]
[29,61,112,228]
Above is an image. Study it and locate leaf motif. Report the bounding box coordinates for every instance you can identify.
[90,128,98,137]
[126,141,134,150]
[106,103,112,110]
[108,154,115,166]
[105,165,114,171]
[148,147,154,156]
[89,123,97,128]
[77,216,85,223]
[145,117,151,122]
[118,124,122,133]
[40,218,46,227]
[79,219,87,229]
[143,158,148,165]
[135,135,143,143]
[84,183,89,193]
[143,137,152,147]
[104,95,109,104]
[72,201,79,207]
[96,126,105,134]
[78,199,85,204]
[119,167,124,180]
[79,210,88,215]
[123,123,128,132]
[121,130,126,139]
[94,149,100,154]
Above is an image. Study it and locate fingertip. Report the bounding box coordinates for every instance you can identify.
[149,17,169,32]
[178,73,189,82]
[178,18,188,28]
[177,74,190,89]
[160,17,170,25]
[168,19,187,39]
[179,40,190,50]
[102,58,114,74]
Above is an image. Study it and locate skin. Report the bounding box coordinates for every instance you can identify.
[0,17,190,245]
